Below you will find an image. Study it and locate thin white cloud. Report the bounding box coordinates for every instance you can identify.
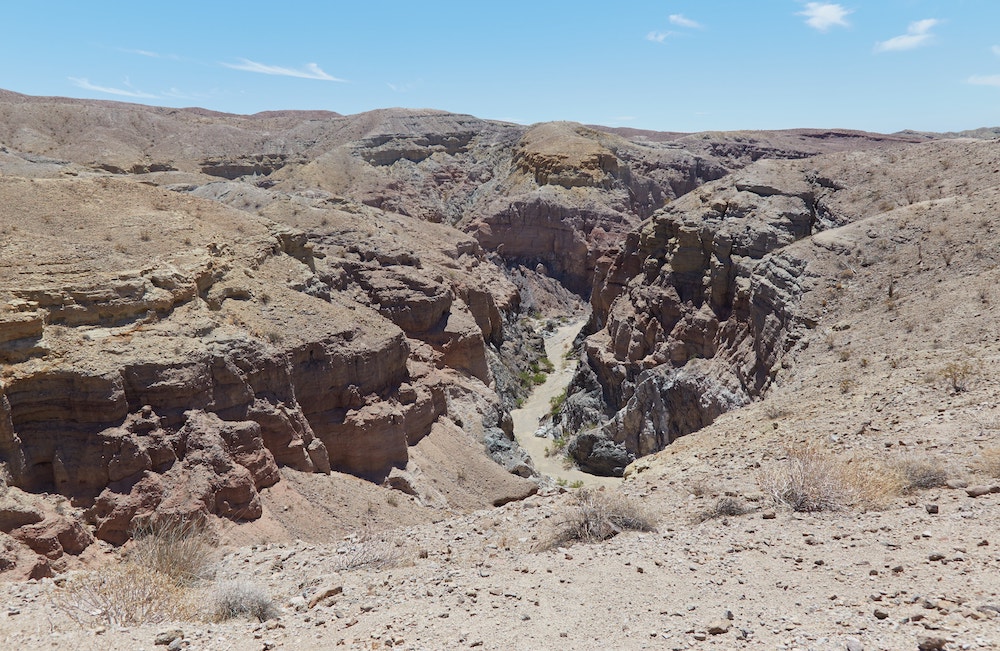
[646,31,674,43]
[126,48,161,58]
[875,18,939,52]
[992,45,1000,56]
[968,75,1000,87]
[120,48,179,60]
[798,3,852,31]
[669,14,702,29]
[387,80,421,93]
[221,59,345,81]
[69,77,158,99]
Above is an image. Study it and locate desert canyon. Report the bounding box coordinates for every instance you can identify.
[0,89,998,650]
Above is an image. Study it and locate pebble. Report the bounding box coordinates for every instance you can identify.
[925,503,939,514]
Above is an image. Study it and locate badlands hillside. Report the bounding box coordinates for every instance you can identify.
[0,90,998,650]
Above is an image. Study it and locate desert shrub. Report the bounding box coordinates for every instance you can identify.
[549,390,567,415]
[211,580,278,622]
[333,530,405,571]
[842,456,907,509]
[941,360,975,393]
[126,517,216,586]
[539,489,656,549]
[895,455,950,491]
[518,370,547,387]
[698,496,752,522]
[544,434,569,458]
[974,448,1000,478]
[534,357,555,374]
[758,445,904,512]
[53,562,191,626]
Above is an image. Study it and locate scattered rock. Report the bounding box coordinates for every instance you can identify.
[706,619,732,635]
[965,486,993,498]
[155,629,184,646]
[308,581,344,608]
[917,636,949,651]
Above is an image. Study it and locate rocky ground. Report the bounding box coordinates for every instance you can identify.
[1,456,997,650]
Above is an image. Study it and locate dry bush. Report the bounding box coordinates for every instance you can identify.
[211,580,278,622]
[941,360,975,393]
[538,489,656,550]
[974,448,1000,478]
[758,445,904,512]
[895,455,950,491]
[126,517,217,586]
[333,529,406,571]
[842,456,906,509]
[53,562,192,626]
[698,496,752,522]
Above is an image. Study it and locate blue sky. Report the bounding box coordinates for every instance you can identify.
[2,1,998,133]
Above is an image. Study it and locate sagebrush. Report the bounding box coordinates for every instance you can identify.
[53,562,192,626]
[333,529,406,571]
[974,447,1000,478]
[538,489,656,549]
[895,455,950,491]
[126,517,216,586]
[211,580,278,622]
[758,445,904,512]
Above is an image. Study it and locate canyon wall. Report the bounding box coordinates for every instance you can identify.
[554,140,1000,475]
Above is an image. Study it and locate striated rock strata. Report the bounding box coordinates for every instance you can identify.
[0,172,535,570]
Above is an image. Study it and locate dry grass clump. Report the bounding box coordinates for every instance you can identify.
[126,517,217,586]
[333,529,407,571]
[698,496,753,522]
[758,444,904,512]
[974,447,1000,478]
[895,455,950,491]
[538,489,656,550]
[52,518,219,627]
[53,562,193,626]
[211,580,278,622]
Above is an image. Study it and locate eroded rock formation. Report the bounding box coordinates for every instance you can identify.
[557,139,1000,475]
[0,88,956,574]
